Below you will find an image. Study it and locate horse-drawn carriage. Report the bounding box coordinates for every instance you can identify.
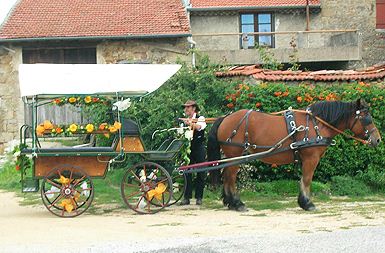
[17,64,382,218]
[18,64,187,217]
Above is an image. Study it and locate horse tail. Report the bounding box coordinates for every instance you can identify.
[207,116,225,161]
[207,116,225,188]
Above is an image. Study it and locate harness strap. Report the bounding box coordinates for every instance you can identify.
[225,109,253,149]
[273,109,369,144]
[284,110,300,163]
[218,140,274,149]
[290,137,334,150]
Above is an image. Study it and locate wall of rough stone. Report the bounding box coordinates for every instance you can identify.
[190,14,239,51]
[97,38,189,64]
[0,45,23,153]
[316,0,385,68]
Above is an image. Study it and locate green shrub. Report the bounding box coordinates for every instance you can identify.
[330,176,372,196]
[357,164,385,191]
[0,161,20,190]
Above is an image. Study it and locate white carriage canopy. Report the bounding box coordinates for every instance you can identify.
[18,63,182,98]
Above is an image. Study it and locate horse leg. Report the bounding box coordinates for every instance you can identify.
[222,166,247,212]
[298,159,318,211]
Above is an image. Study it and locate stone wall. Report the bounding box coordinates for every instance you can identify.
[317,0,385,68]
[0,45,23,153]
[97,38,189,64]
[190,14,239,51]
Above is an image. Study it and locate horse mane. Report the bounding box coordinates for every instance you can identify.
[309,100,356,127]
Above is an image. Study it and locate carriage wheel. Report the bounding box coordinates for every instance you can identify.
[167,169,186,206]
[41,165,94,218]
[121,162,172,214]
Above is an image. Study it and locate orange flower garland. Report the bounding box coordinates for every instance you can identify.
[36,121,122,136]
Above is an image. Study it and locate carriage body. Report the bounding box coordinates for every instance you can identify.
[17,64,185,217]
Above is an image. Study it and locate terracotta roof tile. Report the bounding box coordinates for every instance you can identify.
[0,0,190,40]
[216,64,385,81]
[190,0,320,8]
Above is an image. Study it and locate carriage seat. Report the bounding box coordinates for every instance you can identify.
[121,118,140,136]
[146,139,184,161]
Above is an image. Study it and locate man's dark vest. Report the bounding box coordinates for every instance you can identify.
[190,114,205,149]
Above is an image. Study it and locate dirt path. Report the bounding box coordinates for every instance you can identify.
[1,190,385,252]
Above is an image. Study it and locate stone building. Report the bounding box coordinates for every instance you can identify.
[0,0,385,153]
[186,0,385,68]
[0,0,191,153]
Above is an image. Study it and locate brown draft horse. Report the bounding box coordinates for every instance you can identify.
[207,99,381,212]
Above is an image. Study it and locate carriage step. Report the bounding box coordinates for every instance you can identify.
[22,179,39,193]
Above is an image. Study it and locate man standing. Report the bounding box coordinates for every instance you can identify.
[180,100,206,205]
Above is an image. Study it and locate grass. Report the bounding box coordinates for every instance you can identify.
[0,161,21,191]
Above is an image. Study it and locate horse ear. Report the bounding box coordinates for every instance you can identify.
[356,98,367,109]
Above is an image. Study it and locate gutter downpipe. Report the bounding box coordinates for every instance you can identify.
[185,0,196,68]
[306,0,310,31]
[188,37,196,68]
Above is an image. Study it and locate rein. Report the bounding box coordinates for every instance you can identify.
[271,109,369,144]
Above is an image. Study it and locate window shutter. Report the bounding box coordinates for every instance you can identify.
[377,0,385,29]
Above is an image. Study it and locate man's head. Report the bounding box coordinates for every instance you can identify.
[183,100,200,117]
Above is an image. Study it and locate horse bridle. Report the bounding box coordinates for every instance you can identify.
[349,108,376,142]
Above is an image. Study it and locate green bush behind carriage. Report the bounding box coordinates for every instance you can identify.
[91,60,385,191]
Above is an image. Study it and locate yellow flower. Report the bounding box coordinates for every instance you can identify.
[58,199,74,213]
[84,96,92,104]
[109,126,118,133]
[69,124,78,133]
[68,97,77,103]
[43,120,53,129]
[147,183,166,201]
[85,124,94,133]
[36,125,45,136]
[113,121,122,130]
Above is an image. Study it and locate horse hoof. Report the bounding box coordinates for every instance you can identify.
[236,205,248,212]
[305,203,316,211]
[298,193,316,211]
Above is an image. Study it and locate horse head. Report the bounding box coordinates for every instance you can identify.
[349,98,381,147]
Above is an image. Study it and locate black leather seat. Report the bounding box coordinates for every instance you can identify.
[121,118,140,136]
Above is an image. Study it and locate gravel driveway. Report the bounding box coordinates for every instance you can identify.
[1,191,384,253]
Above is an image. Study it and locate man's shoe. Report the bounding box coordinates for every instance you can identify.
[179,199,190,206]
[196,198,202,205]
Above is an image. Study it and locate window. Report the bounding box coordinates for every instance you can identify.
[377,0,385,29]
[240,13,274,48]
[22,47,97,64]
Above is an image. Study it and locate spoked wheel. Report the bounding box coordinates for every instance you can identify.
[121,162,172,214]
[167,169,186,206]
[41,165,94,218]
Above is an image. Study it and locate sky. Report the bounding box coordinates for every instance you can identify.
[0,0,18,26]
